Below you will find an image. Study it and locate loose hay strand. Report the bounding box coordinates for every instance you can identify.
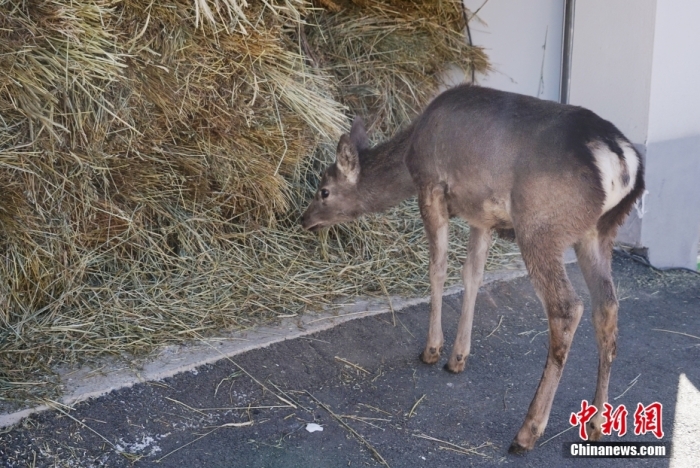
[335,356,371,375]
[413,433,491,458]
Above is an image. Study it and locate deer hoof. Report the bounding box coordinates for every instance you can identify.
[419,346,442,365]
[587,420,603,441]
[510,424,539,454]
[507,440,531,455]
[444,354,467,373]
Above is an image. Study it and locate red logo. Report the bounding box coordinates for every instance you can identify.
[601,402,628,436]
[570,400,664,440]
[569,400,598,440]
[633,402,664,439]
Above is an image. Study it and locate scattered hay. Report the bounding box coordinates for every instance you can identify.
[0,0,506,406]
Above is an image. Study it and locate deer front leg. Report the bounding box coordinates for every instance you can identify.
[418,185,450,365]
[445,226,491,373]
[510,249,584,453]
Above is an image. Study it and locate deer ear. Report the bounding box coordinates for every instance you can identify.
[349,117,369,151]
[336,134,360,184]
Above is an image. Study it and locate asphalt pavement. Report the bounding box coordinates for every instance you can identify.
[1,253,699,467]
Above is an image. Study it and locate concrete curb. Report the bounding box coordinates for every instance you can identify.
[2,256,576,429]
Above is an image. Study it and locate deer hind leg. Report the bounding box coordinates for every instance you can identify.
[418,184,450,365]
[510,236,584,453]
[445,226,491,373]
[574,228,618,441]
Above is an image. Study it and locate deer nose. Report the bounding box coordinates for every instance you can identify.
[300,210,322,231]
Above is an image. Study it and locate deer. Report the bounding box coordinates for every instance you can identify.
[301,84,645,453]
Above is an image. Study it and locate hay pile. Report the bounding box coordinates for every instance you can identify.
[0,0,504,405]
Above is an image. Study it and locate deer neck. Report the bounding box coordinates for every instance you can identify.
[357,125,417,214]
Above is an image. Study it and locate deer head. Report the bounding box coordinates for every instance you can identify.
[301,118,370,231]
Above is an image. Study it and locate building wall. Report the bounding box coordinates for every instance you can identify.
[641,0,700,268]
[462,0,564,101]
[643,137,700,268]
[646,0,700,143]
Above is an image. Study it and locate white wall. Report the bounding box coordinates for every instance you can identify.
[568,0,656,144]
[642,138,700,268]
[641,0,700,268]
[462,0,564,101]
[646,0,700,142]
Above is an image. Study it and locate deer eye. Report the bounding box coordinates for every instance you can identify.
[320,188,330,199]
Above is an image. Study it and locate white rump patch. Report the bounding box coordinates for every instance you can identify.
[589,139,640,213]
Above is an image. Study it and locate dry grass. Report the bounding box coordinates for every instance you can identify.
[0,0,509,407]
